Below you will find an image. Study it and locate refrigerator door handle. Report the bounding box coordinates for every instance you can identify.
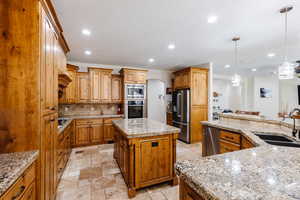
[177,93,182,118]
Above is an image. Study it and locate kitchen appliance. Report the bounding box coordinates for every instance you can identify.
[125,100,146,119]
[125,84,146,99]
[172,89,190,143]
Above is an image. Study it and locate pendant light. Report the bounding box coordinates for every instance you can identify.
[278,6,295,80]
[231,37,241,87]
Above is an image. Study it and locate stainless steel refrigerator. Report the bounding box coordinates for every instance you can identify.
[172,89,190,143]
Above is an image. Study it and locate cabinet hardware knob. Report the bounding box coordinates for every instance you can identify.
[11,185,26,200]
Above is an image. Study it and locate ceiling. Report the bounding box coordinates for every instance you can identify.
[53,0,300,74]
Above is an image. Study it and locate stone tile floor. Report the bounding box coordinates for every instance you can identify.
[56,140,202,200]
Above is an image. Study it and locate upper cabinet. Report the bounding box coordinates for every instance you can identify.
[174,70,190,89]
[76,72,90,103]
[111,75,123,103]
[88,68,113,103]
[120,68,148,84]
[65,64,79,103]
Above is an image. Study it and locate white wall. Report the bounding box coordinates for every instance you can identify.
[253,76,279,117]
[279,79,300,113]
[68,61,173,88]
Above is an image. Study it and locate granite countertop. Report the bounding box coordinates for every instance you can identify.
[112,118,180,138]
[0,151,39,197]
[60,114,124,120]
[58,118,73,134]
[175,120,300,200]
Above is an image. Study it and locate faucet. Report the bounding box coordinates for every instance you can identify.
[288,108,300,138]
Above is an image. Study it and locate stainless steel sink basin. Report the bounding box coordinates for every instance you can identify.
[253,132,300,148]
[254,134,294,142]
[265,141,300,148]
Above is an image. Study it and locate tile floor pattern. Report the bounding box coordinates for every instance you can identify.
[56,141,202,200]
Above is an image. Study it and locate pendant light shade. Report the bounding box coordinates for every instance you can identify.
[278,6,295,80]
[231,37,241,87]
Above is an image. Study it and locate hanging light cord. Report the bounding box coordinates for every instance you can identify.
[235,40,238,71]
[284,10,288,62]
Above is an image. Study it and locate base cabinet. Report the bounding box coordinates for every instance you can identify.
[1,163,36,200]
[179,178,204,200]
[113,126,178,198]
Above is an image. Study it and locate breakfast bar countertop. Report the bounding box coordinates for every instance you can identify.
[112,118,180,138]
[0,151,39,197]
[175,120,300,200]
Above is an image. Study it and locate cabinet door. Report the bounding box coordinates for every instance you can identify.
[90,70,101,102]
[66,70,76,103]
[174,74,182,89]
[75,125,90,145]
[41,114,57,200]
[138,137,171,184]
[111,76,122,102]
[76,73,90,103]
[90,124,104,144]
[104,124,114,142]
[41,15,57,114]
[125,71,136,83]
[21,182,36,200]
[101,72,112,102]
[191,70,208,106]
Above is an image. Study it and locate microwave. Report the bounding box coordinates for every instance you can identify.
[125,84,146,99]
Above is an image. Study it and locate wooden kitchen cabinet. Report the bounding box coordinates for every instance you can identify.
[1,163,36,200]
[120,68,148,84]
[74,118,104,147]
[113,126,178,198]
[89,68,113,103]
[75,125,90,146]
[173,67,208,143]
[111,75,123,103]
[104,117,122,142]
[242,136,255,149]
[76,72,90,103]
[179,178,205,200]
[64,64,79,103]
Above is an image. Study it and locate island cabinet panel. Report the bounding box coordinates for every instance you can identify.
[241,136,255,149]
[113,126,178,198]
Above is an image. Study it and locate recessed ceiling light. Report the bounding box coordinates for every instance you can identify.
[82,29,91,36]
[148,58,155,63]
[267,53,276,58]
[168,44,175,50]
[85,50,92,55]
[251,68,257,72]
[224,64,231,68]
[207,15,218,24]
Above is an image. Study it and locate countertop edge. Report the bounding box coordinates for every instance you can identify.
[0,151,39,197]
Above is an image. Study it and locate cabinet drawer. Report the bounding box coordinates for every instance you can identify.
[20,182,35,200]
[104,117,122,124]
[2,163,35,200]
[76,118,103,125]
[220,131,240,144]
[242,137,254,149]
[220,139,240,154]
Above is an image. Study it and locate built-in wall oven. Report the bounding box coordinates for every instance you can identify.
[125,100,146,119]
[125,84,146,99]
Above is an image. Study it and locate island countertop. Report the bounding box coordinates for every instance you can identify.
[112,118,180,138]
[175,120,300,200]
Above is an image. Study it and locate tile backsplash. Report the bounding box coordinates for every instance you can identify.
[59,104,120,117]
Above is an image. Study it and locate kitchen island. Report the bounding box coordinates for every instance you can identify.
[112,118,180,198]
[176,120,300,200]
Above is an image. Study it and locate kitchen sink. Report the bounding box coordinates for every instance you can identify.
[254,134,294,142]
[253,132,300,148]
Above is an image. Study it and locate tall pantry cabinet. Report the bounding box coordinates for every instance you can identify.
[0,1,69,200]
